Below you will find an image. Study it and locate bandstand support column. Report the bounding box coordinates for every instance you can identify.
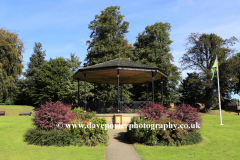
[94,83,96,107]
[147,84,148,101]
[121,85,123,101]
[84,73,86,111]
[161,80,163,104]
[117,70,119,113]
[152,72,154,103]
[78,79,80,107]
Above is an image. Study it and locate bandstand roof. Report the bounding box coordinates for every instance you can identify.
[73,58,167,84]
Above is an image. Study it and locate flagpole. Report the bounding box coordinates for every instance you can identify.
[216,55,223,125]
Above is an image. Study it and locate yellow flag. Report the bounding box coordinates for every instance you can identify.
[212,59,217,79]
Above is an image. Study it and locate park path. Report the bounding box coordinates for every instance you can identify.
[105,129,142,160]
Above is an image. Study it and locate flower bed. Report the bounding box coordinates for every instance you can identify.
[24,101,108,146]
[127,102,202,146]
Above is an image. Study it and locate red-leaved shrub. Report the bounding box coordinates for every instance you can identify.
[169,103,202,131]
[139,102,169,121]
[33,101,76,130]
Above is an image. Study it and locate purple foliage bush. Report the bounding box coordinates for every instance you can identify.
[33,101,76,130]
[128,102,203,145]
[139,102,169,121]
[169,103,202,131]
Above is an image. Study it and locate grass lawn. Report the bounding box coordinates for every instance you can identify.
[208,109,239,116]
[134,113,240,160]
[0,106,105,160]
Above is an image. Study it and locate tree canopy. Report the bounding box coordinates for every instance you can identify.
[15,42,46,105]
[85,6,133,66]
[180,33,238,110]
[228,52,240,96]
[65,53,93,105]
[26,42,46,77]
[32,57,72,104]
[180,72,204,107]
[84,6,133,102]
[0,28,24,103]
[131,22,181,104]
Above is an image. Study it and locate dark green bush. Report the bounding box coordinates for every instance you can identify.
[127,116,158,145]
[182,131,202,145]
[68,117,108,146]
[155,118,189,146]
[24,128,76,146]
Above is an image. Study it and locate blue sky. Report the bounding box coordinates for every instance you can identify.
[1,0,240,99]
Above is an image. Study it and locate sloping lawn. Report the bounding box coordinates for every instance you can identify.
[0,106,105,160]
[134,114,240,160]
[0,105,34,116]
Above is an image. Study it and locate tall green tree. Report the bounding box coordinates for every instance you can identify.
[32,57,72,105]
[65,53,93,105]
[0,28,24,103]
[85,6,133,102]
[229,52,240,96]
[85,6,133,65]
[179,72,205,106]
[26,42,46,77]
[67,53,82,74]
[15,42,46,105]
[131,22,181,104]
[180,33,238,111]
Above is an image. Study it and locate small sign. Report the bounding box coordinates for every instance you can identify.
[114,115,122,124]
[116,117,120,123]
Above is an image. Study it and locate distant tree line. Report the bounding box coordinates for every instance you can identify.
[1,6,239,111]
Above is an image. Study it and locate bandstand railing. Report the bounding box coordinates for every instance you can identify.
[82,101,162,113]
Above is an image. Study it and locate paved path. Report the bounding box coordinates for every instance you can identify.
[105,129,142,160]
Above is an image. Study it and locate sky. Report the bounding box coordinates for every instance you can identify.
[1,0,240,99]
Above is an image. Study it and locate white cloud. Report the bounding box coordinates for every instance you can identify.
[67,43,73,49]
